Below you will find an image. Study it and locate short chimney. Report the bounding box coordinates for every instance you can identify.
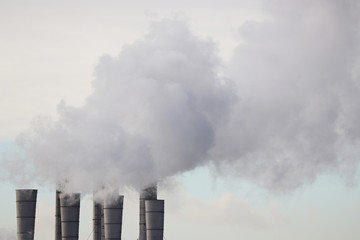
[60,193,81,240]
[16,189,38,240]
[145,200,164,240]
[103,195,124,240]
[55,190,62,240]
[93,200,102,240]
[139,185,157,240]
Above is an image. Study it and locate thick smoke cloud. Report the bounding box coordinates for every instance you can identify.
[4,19,235,193]
[212,0,360,192]
[3,0,360,194]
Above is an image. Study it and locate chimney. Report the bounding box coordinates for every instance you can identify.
[60,193,81,240]
[103,195,124,240]
[139,185,157,240]
[101,206,105,240]
[55,190,62,240]
[145,200,164,240]
[93,187,105,240]
[93,200,102,240]
[16,189,38,240]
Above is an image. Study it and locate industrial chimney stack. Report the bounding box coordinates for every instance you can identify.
[55,190,62,240]
[145,200,164,240]
[16,189,37,240]
[93,200,102,240]
[139,185,157,240]
[103,195,124,240]
[15,186,165,240]
[60,193,81,240]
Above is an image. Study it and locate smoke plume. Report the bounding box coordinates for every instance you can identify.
[3,0,360,194]
[4,19,235,193]
[212,0,360,192]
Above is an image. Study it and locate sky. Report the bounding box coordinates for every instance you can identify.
[1,0,360,239]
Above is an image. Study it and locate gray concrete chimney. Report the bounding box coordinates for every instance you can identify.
[101,206,105,240]
[60,193,81,240]
[93,201,102,240]
[145,200,164,240]
[103,195,124,240]
[139,185,157,240]
[55,190,62,240]
[16,189,37,240]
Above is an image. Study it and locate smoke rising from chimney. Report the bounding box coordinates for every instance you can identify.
[4,19,236,193]
[2,0,360,194]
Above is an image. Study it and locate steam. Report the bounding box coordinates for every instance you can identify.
[212,0,360,192]
[3,0,360,194]
[4,19,235,193]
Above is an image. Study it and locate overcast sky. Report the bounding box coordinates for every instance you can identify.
[1,1,360,240]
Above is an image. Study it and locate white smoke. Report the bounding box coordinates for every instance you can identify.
[212,0,360,192]
[3,0,360,194]
[3,19,235,193]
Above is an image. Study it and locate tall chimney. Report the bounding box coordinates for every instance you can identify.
[103,195,124,240]
[145,200,164,240]
[93,200,102,240]
[16,189,38,240]
[55,190,62,240]
[60,193,81,240]
[139,185,157,240]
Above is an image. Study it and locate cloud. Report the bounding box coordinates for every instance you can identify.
[212,0,360,192]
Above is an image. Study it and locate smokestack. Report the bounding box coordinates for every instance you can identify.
[60,193,81,240]
[94,187,105,240]
[16,189,38,240]
[145,200,164,240]
[93,200,102,240]
[103,195,124,240]
[139,185,157,240]
[55,190,62,240]
[101,206,105,240]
